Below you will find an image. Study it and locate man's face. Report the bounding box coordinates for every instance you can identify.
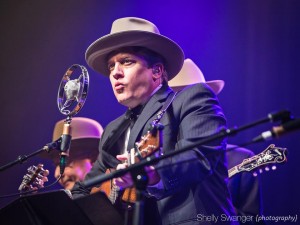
[54,159,92,190]
[107,52,157,108]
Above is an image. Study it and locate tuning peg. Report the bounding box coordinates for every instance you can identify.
[259,168,263,174]
[272,165,277,170]
[265,166,270,172]
[253,172,258,177]
[42,169,50,176]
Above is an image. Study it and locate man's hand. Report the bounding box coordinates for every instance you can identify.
[114,153,161,189]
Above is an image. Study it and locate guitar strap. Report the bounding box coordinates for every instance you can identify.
[152,91,178,125]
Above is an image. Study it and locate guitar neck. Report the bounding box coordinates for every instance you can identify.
[227,144,287,179]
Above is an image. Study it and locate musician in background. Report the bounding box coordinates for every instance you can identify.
[42,117,103,190]
[169,58,265,225]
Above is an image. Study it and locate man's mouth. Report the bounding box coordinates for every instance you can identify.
[115,82,125,93]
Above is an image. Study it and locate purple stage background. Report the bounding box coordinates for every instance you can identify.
[0,1,299,223]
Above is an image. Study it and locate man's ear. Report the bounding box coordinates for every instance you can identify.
[152,63,163,80]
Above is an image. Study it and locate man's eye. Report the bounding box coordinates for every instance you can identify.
[122,58,135,66]
[108,63,115,71]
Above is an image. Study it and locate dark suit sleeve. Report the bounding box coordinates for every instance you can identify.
[148,83,227,199]
[71,151,107,199]
[71,128,118,199]
[71,160,105,198]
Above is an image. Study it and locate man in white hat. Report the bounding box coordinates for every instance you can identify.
[168,58,225,94]
[169,58,265,225]
[72,17,237,225]
[45,117,103,190]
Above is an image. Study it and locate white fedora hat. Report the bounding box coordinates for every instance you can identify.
[85,17,184,80]
[168,58,224,94]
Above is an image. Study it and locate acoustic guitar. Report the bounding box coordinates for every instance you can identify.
[94,141,287,204]
[91,123,163,204]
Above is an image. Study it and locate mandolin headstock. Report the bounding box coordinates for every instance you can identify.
[18,163,49,193]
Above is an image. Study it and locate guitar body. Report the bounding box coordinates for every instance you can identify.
[91,169,137,203]
[91,123,163,204]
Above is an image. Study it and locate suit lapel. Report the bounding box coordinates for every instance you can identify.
[101,115,128,152]
[127,85,173,151]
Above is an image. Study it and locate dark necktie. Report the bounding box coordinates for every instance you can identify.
[125,104,144,128]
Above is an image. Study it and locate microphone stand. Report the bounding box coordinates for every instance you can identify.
[83,114,282,225]
[0,133,66,172]
[0,114,74,173]
[0,146,50,172]
[0,64,89,172]
[131,168,148,225]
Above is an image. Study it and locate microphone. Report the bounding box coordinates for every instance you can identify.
[59,122,72,175]
[253,118,300,142]
[57,64,89,117]
[267,109,293,123]
[64,79,81,101]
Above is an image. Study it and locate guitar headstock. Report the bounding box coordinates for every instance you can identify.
[238,144,288,176]
[18,163,49,193]
[129,122,164,164]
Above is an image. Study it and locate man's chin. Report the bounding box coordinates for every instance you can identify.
[63,181,75,190]
[117,96,131,106]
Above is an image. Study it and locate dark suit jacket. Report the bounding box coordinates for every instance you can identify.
[72,83,237,225]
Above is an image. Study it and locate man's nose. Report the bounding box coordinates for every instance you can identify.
[111,63,124,79]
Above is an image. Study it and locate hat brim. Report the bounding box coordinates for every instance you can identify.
[171,80,225,95]
[39,138,99,165]
[85,31,184,80]
[205,80,225,95]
